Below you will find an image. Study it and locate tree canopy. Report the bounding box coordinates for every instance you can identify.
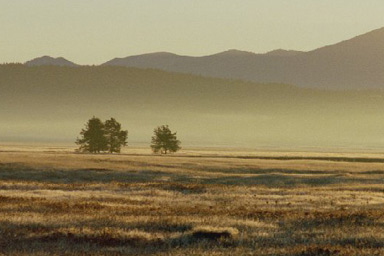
[150,125,181,154]
[76,117,128,153]
[105,118,128,153]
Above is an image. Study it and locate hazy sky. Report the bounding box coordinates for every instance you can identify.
[1,0,383,65]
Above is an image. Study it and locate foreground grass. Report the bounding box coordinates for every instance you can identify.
[1,149,384,255]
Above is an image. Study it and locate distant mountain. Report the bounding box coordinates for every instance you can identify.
[265,49,304,57]
[102,27,384,89]
[104,52,182,67]
[25,56,78,67]
[211,49,257,57]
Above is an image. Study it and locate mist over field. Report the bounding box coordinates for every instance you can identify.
[1,64,384,150]
[3,1,384,255]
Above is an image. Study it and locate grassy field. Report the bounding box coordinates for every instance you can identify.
[1,146,384,255]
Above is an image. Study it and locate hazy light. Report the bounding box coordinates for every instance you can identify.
[0,0,383,64]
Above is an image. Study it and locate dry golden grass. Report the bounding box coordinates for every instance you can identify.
[1,145,384,255]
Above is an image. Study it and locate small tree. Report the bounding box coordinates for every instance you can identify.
[76,117,107,153]
[151,125,181,154]
[104,118,128,153]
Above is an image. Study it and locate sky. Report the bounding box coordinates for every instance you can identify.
[1,0,383,65]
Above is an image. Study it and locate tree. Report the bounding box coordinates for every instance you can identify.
[76,117,128,153]
[76,117,107,153]
[151,125,181,154]
[104,118,128,153]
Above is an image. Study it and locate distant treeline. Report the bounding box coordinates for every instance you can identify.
[1,64,383,114]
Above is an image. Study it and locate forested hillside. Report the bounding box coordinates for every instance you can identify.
[1,64,383,149]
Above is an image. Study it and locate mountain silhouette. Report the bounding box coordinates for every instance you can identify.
[265,49,304,57]
[25,56,78,67]
[102,27,384,89]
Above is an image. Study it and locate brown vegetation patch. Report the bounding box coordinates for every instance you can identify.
[36,229,165,247]
[163,183,207,194]
[0,195,46,204]
[191,226,239,241]
[27,201,107,214]
[300,246,341,256]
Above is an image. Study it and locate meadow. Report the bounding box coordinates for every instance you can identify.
[1,145,384,255]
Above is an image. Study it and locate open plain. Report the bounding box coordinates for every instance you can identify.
[1,145,384,255]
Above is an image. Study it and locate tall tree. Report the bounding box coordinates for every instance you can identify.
[104,118,128,153]
[76,117,107,153]
[151,125,181,154]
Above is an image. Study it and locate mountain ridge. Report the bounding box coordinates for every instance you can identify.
[265,49,304,56]
[22,27,384,89]
[101,27,384,89]
[25,56,79,67]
